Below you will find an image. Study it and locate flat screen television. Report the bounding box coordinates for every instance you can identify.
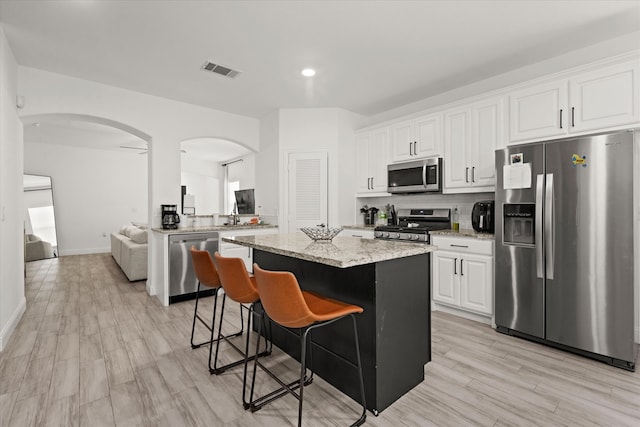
[234,189,255,214]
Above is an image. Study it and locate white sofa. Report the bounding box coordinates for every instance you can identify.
[25,234,55,261]
[110,224,148,281]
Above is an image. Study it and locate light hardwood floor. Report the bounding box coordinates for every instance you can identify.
[1,254,639,426]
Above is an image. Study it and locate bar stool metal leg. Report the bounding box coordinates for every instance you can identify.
[210,299,272,376]
[247,315,366,427]
[190,282,218,349]
[190,282,244,351]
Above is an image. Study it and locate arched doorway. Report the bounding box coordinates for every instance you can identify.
[22,113,151,256]
[179,137,254,219]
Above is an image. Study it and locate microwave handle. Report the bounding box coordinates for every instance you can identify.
[422,162,427,188]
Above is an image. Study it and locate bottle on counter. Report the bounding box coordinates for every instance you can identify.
[452,206,460,231]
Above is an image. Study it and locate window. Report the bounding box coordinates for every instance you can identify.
[226,180,239,214]
[28,206,57,247]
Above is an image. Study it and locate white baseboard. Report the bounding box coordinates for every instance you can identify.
[58,247,110,256]
[433,302,493,326]
[0,297,26,352]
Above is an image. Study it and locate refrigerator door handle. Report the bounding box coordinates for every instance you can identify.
[536,174,544,279]
[545,173,554,280]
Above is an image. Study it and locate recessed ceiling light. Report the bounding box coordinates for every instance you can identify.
[302,68,316,77]
[32,123,41,127]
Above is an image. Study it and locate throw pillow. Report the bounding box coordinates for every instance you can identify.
[129,228,148,244]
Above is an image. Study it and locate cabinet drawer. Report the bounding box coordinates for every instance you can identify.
[343,228,375,239]
[431,236,493,255]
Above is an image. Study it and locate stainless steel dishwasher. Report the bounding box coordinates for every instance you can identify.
[168,232,219,303]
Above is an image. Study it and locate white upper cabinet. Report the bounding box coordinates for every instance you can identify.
[444,96,505,193]
[509,80,568,141]
[570,61,640,132]
[509,59,640,142]
[355,126,389,196]
[390,113,442,162]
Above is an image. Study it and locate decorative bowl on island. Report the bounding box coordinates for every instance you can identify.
[299,226,343,242]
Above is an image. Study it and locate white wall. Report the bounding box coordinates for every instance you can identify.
[181,155,222,215]
[255,110,280,221]
[277,108,363,231]
[0,27,25,351]
[25,142,147,255]
[16,66,259,301]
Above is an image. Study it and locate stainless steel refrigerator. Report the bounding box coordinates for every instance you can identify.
[495,130,637,370]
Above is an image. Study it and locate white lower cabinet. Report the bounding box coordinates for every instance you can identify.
[432,235,494,317]
[218,228,278,271]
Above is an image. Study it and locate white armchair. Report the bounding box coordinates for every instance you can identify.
[25,234,54,261]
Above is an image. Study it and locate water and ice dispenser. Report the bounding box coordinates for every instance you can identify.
[503,204,535,245]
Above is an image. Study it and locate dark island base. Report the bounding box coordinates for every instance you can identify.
[253,250,431,414]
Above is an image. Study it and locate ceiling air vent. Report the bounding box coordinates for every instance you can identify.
[201,61,241,79]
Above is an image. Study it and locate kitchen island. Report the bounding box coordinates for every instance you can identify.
[223,233,436,415]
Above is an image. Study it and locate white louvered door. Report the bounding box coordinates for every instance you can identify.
[287,151,328,232]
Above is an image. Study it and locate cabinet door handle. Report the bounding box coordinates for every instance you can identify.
[409,142,413,156]
[450,244,469,248]
[465,167,469,183]
[460,259,464,276]
[413,141,417,156]
[367,177,371,190]
[454,258,457,275]
[571,107,575,127]
[472,166,475,183]
[559,109,563,129]
[371,177,374,189]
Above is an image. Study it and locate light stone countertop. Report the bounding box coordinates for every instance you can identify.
[223,232,436,268]
[151,224,278,234]
[429,228,495,240]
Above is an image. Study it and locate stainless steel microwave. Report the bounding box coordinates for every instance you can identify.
[387,157,442,193]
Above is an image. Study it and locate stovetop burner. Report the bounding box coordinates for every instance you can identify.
[374,208,451,243]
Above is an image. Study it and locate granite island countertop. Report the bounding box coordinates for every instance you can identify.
[152,224,278,234]
[429,228,495,240]
[223,232,436,268]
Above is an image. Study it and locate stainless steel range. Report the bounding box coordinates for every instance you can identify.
[374,208,450,243]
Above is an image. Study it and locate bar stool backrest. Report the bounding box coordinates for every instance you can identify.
[252,264,318,328]
[214,252,259,304]
[190,247,221,288]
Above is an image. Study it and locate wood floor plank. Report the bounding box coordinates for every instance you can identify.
[79,396,115,427]
[104,348,135,387]
[43,394,79,427]
[79,358,109,405]
[7,392,48,427]
[109,381,145,427]
[16,355,54,400]
[56,332,80,362]
[49,357,80,401]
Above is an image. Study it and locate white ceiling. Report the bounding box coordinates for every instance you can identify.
[3,0,640,159]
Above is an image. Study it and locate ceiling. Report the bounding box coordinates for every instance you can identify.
[3,1,640,160]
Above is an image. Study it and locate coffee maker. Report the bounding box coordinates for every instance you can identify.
[161,204,180,229]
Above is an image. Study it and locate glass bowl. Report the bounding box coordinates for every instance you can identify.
[299,226,343,242]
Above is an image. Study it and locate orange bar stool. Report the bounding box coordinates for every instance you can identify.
[189,247,244,373]
[250,264,367,427]
[211,252,272,406]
